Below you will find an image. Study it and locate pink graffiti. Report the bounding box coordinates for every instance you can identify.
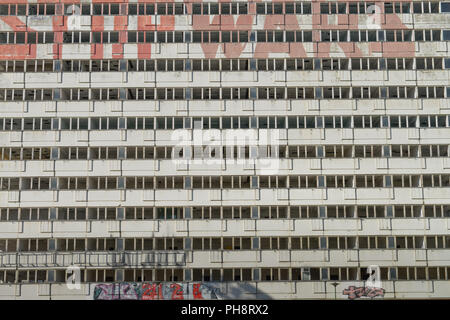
[187,0,415,59]
[0,1,416,60]
[343,286,385,300]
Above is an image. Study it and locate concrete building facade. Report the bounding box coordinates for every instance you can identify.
[0,0,449,299]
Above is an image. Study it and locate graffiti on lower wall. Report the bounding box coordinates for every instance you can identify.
[93,282,222,300]
[343,286,385,300]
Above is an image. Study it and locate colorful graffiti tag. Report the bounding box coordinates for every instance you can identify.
[93,282,222,300]
[342,286,385,300]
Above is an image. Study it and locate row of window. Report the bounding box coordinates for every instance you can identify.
[2,3,178,16]
[320,1,447,14]
[130,29,450,43]
[2,29,449,45]
[1,2,449,16]
[1,144,448,161]
[1,174,449,191]
[0,32,54,44]
[1,204,448,221]
[0,2,247,16]
[2,115,450,131]
[2,57,448,73]
[2,235,450,252]
[1,86,447,101]
[1,144,448,163]
[1,266,450,283]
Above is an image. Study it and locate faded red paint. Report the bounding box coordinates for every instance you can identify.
[0,0,418,60]
[0,44,36,60]
[91,16,104,32]
[309,1,415,58]
[158,16,176,31]
[91,16,104,59]
[382,42,415,57]
[135,15,175,58]
[51,16,63,60]
[137,43,152,59]
[114,16,128,31]
[255,14,300,58]
[0,16,37,59]
[0,16,28,31]
[288,43,308,58]
[137,16,157,31]
[191,16,221,58]
[113,16,128,59]
[284,15,301,30]
[191,14,253,58]
[254,43,290,59]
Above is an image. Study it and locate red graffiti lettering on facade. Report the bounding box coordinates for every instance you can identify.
[0,0,416,60]
[0,16,37,59]
[170,283,184,300]
[193,283,204,299]
[190,4,253,59]
[94,282,219,300]
[142,283,164,300]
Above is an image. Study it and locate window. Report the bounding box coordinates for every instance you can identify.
[442,2,450,13]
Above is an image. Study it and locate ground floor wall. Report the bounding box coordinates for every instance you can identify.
[0,280,449,300]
